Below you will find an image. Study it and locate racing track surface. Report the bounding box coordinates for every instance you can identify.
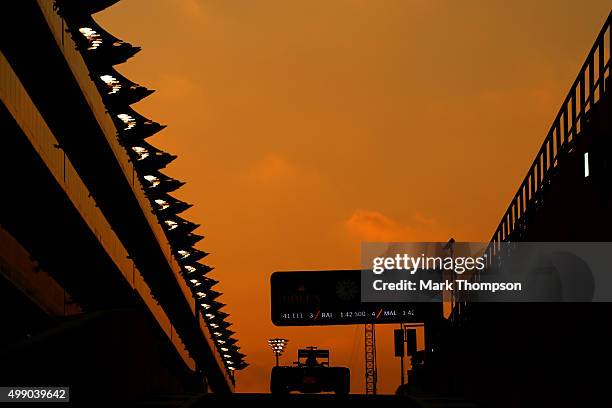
[181,393,476,408]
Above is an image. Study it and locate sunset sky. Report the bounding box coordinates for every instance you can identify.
[96,0,611,393]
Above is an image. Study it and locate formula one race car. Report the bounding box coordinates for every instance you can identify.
[270,347,350,395]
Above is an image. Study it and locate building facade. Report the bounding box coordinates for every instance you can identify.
[0,0,245,401]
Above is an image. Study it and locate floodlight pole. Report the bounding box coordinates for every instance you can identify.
[268,338,288,368]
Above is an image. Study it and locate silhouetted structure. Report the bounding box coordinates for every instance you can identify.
[417,11,612,407]
[268,338,289,367]
[0,0,245,402]
[364,324,377,395]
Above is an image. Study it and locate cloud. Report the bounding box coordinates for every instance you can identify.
[414,212,435,226]
[345,209,414,242]
[344,209,448,242]
[247,153,296,184]
[246,152,323,188]
[173,0,208,21]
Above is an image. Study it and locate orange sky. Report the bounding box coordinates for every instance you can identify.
[96,0,611,393]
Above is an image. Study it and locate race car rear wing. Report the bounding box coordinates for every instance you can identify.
[298,349,329,359]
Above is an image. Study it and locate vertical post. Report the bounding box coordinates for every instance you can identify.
[365,323,377,395]
[571,91,576,139]
[394,326,405,385]
[555,123,561,160]
[598,42,604,95]
[563,108,569,145]
[579,71,585,131]
[275,353,279,367]
[588,55,594,106]
[400,352,405,385]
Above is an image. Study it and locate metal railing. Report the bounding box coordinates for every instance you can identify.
[490,11,611,252]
